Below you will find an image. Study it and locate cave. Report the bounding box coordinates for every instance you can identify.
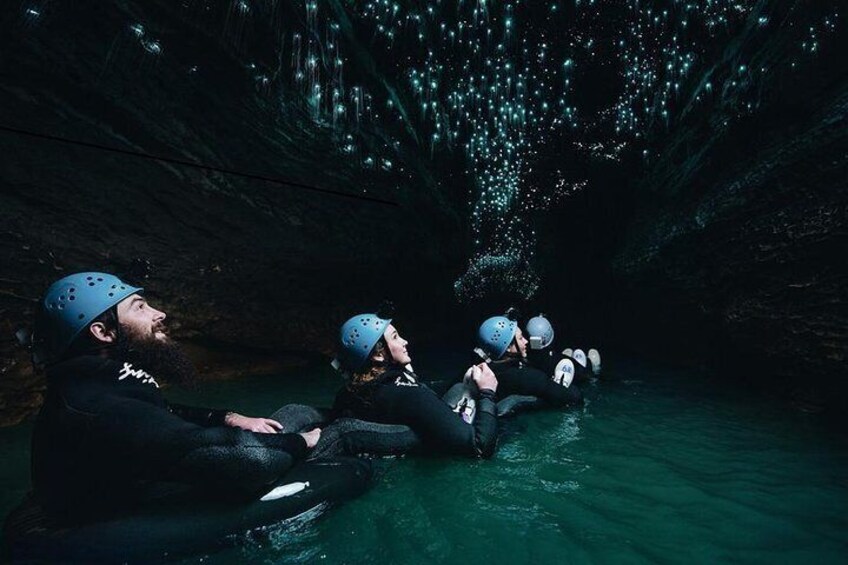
[0,0,846,561]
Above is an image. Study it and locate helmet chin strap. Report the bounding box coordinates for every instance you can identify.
[502,335,523,361]
[373,356,405,370]
[369,337,394,368]
[110,306,123,345]
[373,349,411,374]
[502,350,521,361]
[97,306,125,358]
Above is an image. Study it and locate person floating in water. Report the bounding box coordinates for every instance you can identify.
[524,313,599,385]
[475,313,584,409]
[29,272,321,523]
[332,311,500,458]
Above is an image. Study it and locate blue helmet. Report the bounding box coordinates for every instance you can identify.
[337,313,392,372]
[526,314,554,349]
[477,316,518,360]
[35,272,143,364]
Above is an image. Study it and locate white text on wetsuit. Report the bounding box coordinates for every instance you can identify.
[117,362,160,388]
[394,372,418,387]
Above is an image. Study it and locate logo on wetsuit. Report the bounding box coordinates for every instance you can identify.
[453,396,476,424]
[117,362,159,388]
[394,372,419,387]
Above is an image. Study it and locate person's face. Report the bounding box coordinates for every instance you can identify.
[111,294,196,386]
[508,326,528,359]
[116,294,168,343]
[380,324,411,365]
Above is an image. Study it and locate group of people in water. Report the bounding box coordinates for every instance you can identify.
[24,271,602,529]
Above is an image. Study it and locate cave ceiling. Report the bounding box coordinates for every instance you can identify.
[2,0,841,301]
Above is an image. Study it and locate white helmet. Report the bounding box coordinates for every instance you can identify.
[525,314,555,349]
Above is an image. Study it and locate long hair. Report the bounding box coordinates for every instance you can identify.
[351,339,389,386]
[348,339,407,411]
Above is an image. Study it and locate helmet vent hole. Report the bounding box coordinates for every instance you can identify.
[120,286,125,290]
[69,288,75,293]
[108,292,114,297]
[97,277,103,282]
[88,282,95,286]
[78,314,85,320]
[69,296,75,301]
[86,276,92,281]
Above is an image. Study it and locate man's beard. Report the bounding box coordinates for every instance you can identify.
[115,323,197,388]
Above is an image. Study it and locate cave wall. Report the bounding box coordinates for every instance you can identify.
[1,0,845,425]
[0,1,467,426]
[609,48,847,404]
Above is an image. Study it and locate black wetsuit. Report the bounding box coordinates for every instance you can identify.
[333,366,498,458]
[31,355,308,523]
[490,356,583,407]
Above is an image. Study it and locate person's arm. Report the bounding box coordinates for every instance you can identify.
[169,402,285,433]
[97,399,310,496]
[168,403,230,427]
[378,385,498,458]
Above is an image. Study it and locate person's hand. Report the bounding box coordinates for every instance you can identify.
[224,413,283,434]
[472,362,498,392]
[299,428,321,449]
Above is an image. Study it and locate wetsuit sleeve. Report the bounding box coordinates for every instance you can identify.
[374,385,498,458]
[168,403,231,427]
[96,398,308,496]
[499,367,583,407]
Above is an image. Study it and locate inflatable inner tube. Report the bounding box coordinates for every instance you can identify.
[496,395,544,417]
[3,456,372,563]
[443,382,478,423]
[311,418,422,458]
[443,382,543,420]
[270,404,422,458]
[269,404,333,433]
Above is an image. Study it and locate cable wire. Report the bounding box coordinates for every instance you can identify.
[0,124,399,207]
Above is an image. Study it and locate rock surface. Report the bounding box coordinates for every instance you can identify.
[0,1,465,426]
[609,47,847,405]
[0,1,845,425]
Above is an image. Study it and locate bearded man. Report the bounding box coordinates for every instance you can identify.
[29,272,320,523]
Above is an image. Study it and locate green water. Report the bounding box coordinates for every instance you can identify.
[1,356,846,564]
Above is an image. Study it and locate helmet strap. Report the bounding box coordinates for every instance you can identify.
[64,306,125,363]
[502,334,523,360]
[369,337,392,366]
